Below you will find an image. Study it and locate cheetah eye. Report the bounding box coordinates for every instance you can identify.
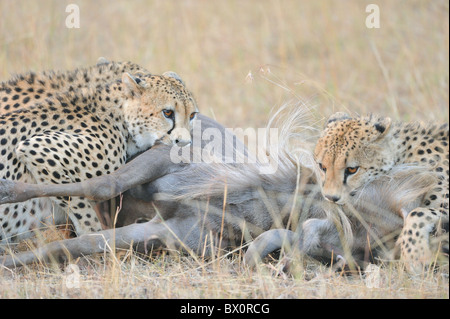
[189,112,198,120]
[318,163,327,173]
[163,109,174,118]
[345,166,359,175]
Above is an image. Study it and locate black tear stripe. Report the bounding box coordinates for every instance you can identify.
[343,172,349,185]
[167,115,175,135]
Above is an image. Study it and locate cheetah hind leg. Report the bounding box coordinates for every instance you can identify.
[399,207,449,273]
[15,132,108,235]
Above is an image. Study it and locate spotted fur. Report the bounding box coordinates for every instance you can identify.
[0,59,147,115]
[314,113,449,272]
[0,71,198,244]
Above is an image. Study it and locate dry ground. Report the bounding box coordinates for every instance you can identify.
[1,251,449,299]
[0,0,448,299]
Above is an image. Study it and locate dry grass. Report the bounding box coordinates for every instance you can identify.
[1,250,448,299]
[0,0,449,299]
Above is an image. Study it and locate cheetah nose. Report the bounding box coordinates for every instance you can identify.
[175,139,191,147]
[325,195,341,203]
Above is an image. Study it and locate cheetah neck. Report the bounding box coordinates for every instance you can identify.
[387,123,410,165]
[371,125,405,174]
[70,82,128,126]
[57,82,132,155]
[389,122,439,167]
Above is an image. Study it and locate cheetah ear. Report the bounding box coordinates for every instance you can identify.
[325,112,351,127]
[122,72,148,95]
[132,70,148,77]
[371,116,392,139]
[163,71,185,86]
[96,57,110,65]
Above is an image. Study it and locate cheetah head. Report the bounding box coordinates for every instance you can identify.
[314,112,393,205]
[121,72,198,156]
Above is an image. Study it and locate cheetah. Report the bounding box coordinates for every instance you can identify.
[0,58,149,237]
[0,71,198,245]
[1,58,147,115]
[314,112,449,272]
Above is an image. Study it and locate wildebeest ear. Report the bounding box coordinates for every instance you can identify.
[163,71,185,86]
[325,112,351,127]
[122,72,148,95]
[96,57,110,65]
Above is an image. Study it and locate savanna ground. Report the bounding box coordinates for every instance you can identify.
[0,0,448,299]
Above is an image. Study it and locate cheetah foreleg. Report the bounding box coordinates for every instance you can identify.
[399,207,449,273]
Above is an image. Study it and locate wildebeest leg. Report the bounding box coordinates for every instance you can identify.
[0,201,233,268]
[244,229,300,267]
[0,114,241,205]
[0,143,177,204]
[0,218,187,268]
[244,218,351,264]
